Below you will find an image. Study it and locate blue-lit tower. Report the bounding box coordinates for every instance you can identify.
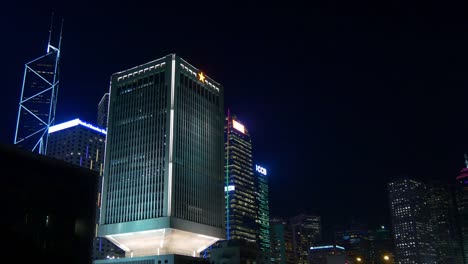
[14,16,63,154]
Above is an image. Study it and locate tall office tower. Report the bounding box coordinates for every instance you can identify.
[270,218,294,264]
[387,178,437,264]
[255,164,270,252]
[47,118,106,173]
[427,184,463,264]
[225,113,257,242]
[456,155,468,264]
[290,214,322,264]
[98,54,225,260]
[97,93,110,128]
[14,19,63,154]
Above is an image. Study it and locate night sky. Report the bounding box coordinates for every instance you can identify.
[2,0,468,240]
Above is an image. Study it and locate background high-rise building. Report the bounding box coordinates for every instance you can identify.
[47,118,106,173]
[98,54,225,259]
[255,164,270,253]
[97,93,109,128]
[387,178,437,264]
[290,214,322,264]
[426,184,463,264]
[270,217,294,264]
[225,113,257,242]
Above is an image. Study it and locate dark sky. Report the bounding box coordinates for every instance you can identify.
[2,0,468,238]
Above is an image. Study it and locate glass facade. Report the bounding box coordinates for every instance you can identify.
[47,119,106,173]
[98,54,225,257]
[255,164,270,252]
[225,114,257,243]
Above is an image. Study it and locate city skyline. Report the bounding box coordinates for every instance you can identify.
[2,0,468,234]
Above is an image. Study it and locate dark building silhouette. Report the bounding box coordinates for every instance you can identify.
[1,143,98,264]
[426,184,463,264]
[334,224,372,263]
[308,245,345,264]
[207,239,269,264]
[456,156,468,264]
[290,214,322,264]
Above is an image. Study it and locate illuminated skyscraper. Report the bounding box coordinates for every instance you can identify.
[46,118,106,173]
[225,113,257,242]
[387,178,437,264]
[97,93,109,128]
[255,164,270,252]
[97,54,225,260]
[14,18,63,154]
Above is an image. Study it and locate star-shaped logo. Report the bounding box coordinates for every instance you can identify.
[198,72,206,83]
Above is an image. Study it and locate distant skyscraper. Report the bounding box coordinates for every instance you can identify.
[290,214,322,264]
[14,19,62,154]
[427,184,463,264]
[255,164,270,252]
[47,118,106,173]
[225,113,257,242]
[270,218,294,264]
[98,54,225,259]
[387,178,437,264]
[97,93,109,128]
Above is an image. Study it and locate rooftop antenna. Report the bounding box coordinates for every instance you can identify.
[47,12,54,53]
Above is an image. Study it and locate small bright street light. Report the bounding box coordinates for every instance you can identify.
[356,257,362,262]
[384,255,390,261]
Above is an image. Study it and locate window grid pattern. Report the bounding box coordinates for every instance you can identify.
[172,71,224,228]
[225,120,257,242]
[104,69,167,224]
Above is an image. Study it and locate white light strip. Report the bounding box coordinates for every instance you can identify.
[168,55,176,216]
[48,119,80,133]
[48,118,107,135]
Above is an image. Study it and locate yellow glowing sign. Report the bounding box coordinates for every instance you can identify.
[198,72,206,83]
[232,120,245,134]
